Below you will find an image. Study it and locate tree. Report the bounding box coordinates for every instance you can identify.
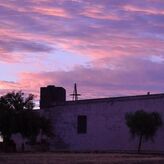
[17,110,41,144]
[0,91,34,111]
[125,110,162,153]
[0,91,53,150]
[0,96,17,144]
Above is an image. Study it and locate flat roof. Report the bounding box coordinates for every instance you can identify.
[50,93,164,107]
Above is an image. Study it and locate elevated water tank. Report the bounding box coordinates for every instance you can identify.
[40,85,66,109]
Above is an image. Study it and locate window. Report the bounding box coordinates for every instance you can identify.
[77,115,87,134]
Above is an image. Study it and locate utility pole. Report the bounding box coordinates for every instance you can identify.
[70,83,81,101]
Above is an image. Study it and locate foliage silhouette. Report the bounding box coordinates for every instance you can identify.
[0,91,53,150]
[125,110,162,153]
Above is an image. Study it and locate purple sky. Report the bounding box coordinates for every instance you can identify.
[0,0,164,102]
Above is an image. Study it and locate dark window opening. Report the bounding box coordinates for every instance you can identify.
[77,115,87,134]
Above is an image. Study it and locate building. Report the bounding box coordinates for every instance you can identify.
[40,85,164,153]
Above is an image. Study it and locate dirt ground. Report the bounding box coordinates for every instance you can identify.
[0,153,164,164]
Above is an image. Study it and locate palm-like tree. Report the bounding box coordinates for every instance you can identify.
[0,91,53,151]
[1,91,34,111]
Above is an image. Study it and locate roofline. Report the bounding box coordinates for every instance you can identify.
[50,93,164,107]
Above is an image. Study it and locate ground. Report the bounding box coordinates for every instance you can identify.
[0,153,164,164]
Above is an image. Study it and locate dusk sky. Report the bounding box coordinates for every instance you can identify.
[0,0,164,102]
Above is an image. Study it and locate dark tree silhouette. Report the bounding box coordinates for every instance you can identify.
[1,91,35,111]
[0,96,17,144]
[125,110,162,153]
[0,91,53,150]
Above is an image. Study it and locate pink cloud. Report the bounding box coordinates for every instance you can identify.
[81,4,122,21]
[1,56,163,101]
[123,4,164,15]
[0,80,22,96]
[32,6,71,18]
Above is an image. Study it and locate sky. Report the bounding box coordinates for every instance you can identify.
[0,0,164,104]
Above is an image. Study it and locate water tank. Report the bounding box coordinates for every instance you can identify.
[40,85,66,109]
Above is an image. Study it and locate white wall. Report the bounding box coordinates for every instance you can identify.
[42,95,164,152]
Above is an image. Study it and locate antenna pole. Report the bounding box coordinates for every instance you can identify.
[70,83,81,101]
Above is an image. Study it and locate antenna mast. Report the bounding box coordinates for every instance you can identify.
[70,83,81,101]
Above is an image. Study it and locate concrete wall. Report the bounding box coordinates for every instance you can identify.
[42,95,164,152]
